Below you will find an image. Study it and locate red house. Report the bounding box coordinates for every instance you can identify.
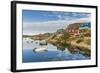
[66,23,81,36]
[66,29,79,36]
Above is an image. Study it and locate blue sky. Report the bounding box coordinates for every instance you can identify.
[22,10,91,35]
[23,10,90,23]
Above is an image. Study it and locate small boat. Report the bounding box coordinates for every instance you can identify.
[35,42,38,44]
[27,41,29,43]
[33,47,47,53]
[39,40,47,45]
[31,41,33,43]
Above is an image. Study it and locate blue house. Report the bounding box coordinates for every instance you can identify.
[79,22,91,29]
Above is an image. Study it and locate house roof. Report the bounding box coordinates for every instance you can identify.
[80,22,91,28]
[66,23,81,30]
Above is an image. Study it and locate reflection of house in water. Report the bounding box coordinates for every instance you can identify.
[57,46,66,51]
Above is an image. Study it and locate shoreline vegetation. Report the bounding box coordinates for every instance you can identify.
[23,22,91,56]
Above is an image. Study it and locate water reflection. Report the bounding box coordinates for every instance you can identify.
[22,38,90,63]
[57,46,66,51]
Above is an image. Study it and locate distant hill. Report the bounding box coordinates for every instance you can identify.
[23,35,33,37]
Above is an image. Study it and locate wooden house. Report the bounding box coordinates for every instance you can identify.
[66,23,80,36]
[66,29,79,35]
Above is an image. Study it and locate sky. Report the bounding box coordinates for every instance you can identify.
[22,10,91,35]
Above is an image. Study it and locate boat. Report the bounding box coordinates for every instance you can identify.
[31,41,33,43]
[33,47,47,53]
[39,40,47,45]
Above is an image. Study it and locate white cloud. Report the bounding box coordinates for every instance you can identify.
[23,17,91,35]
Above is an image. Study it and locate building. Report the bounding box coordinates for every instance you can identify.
[66,29,79,36]
[79,22,91,36]
[66,23,80,36]
[79,22,91,29]
[56,29,65,34]
[66,22,91,36]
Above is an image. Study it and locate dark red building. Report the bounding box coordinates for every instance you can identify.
[66,29,79,36]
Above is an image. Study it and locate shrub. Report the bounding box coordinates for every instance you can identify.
[76,39,83,43]
[85,39,91,45]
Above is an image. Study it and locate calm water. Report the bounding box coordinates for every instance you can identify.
[22,38,90,63]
